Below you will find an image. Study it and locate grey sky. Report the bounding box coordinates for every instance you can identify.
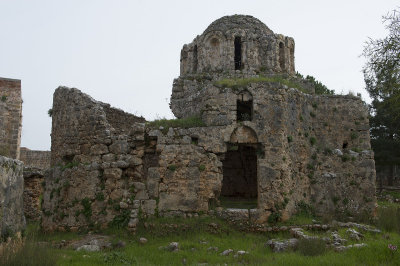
[0,0,398,150]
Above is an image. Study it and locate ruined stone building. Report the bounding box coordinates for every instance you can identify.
[41,15,376,231]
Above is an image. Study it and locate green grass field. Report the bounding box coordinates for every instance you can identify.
[2,202,400,265]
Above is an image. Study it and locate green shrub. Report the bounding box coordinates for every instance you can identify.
[95,192,105,201]
[109,210,130,229]
[296,238,327,256]
[312,102,318,109]
[168,165,177,171]
[332,196,340,205]
[310,111,316,118]
[341,154,350,162]
[287,135,293,143]
[60,161,79,171]
[351,132,358,140]
[267,212,281,224]
[297,200,315,216]
[198,165,205,172]
[81,198,92,220]
[1,95,7,102]
[47,108,53,117]
[309,137,316,145]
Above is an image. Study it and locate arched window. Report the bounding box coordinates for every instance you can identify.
[193,45,198,73]
[279,42,285,70]
[234,37,242,70]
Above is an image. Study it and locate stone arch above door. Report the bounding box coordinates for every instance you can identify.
[230,126,258,144]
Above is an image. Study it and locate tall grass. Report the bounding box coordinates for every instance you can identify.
[296,238,327,256]
[0,240,57,266]
[377,206,400,233]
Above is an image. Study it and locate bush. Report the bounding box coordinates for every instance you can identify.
[0,240,57,265]
[309,137,316,146]
[377,206,400,233]
[296,238,327,256]
[267,212,281,224]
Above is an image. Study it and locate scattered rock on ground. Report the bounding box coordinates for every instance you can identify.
[346,228,364,241]
[266,239,298,252]
[139,237,148,244]
[167,242,179,252]
[207,246,219,252]
[220,249,233,256]
[335,243,367,252]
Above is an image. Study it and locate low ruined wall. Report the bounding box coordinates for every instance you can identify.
[20,147,51,169]
[0,156,25,239]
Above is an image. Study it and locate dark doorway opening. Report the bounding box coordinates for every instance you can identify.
[221,144,257,209]
[193,45,198,73]
[234,37,242,70]
[237,99,252,121]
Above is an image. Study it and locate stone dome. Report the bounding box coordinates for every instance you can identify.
[179,15,295,76]
[203,15,274,36]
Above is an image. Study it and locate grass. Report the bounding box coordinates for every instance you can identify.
[4,202,400,265]
[146,116,205,131]
[296,238,327,256]
[377,206,400,233]
[214,75,309,93]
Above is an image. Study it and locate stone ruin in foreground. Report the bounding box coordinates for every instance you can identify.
[41,15,376,231]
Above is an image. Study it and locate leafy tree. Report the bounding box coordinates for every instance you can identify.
[363,9,400,186]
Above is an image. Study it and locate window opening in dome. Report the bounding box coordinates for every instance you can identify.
[234,37,242,70]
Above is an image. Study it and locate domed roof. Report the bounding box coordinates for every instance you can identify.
[203,15,274,36]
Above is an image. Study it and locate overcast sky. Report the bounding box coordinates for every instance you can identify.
[0,0,398,151]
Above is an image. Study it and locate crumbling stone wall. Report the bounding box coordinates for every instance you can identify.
[0,156,25,239]
[20,147,51,169]
[0,78,22,159]
[42,88,147,231]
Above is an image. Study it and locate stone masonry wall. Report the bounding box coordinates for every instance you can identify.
[0,156,25,239]
[42,87,147,231]
[20,147,51,169]
[0,78,22,159]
